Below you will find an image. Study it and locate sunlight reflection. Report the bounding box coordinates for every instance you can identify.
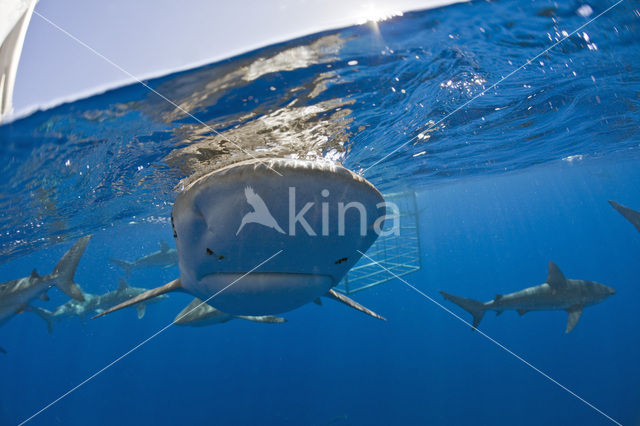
[356,4,403,25]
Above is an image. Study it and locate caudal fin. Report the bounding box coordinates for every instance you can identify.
[50,235,92,301]
[609,200,640,233]
[27,306,55,334]
[109,258,134,278]
[440,291,486,329]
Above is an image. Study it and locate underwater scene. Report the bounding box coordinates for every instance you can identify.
[1,0,639,424]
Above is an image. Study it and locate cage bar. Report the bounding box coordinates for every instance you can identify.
[336,191,421,294]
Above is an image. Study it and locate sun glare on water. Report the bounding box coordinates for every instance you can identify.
[356,4,403,25]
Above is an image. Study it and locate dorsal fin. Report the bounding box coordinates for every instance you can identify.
[174,298,219,325]
[30,269,39,279]
[547,261,567,288]
[494,294,503,302]
[117,278,130,290]
[184,298,205,311]
[159,240,169,252]
[93,278,182,319]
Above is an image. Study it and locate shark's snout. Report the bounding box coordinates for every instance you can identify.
[597,283,616,299]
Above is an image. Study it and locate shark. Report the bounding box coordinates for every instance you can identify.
[30,278,169,333]
[609,200,640,233]
[109,240,178,277]
[0,235,91,352]
[440,261,615,333]
[0,235,90,325]
[173,298,286,327]
[94,158,387,321]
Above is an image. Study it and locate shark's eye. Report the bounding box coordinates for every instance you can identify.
[171,214,177,239]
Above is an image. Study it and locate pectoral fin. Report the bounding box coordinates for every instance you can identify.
[93,278,182,319]
[565,306,583,334]
[326,289,386,321]
[235,315,287,324]
[517,309,530,316]
[136,304,147,319]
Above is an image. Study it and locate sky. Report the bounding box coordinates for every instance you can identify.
[9,0,463,119]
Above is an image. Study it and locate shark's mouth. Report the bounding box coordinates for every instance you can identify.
[189,272,334,315]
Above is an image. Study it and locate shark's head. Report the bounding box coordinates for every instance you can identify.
[171,158,385,315]
[581,280,616,304]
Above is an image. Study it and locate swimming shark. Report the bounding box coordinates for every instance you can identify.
[0,235,91,352]
[609,200,640,233]
[94,158,387,321]
[0,235,90,328]
[30,278,169,333]
[173,298,286,327]
[109,240,178,277]
[440,261,615,333]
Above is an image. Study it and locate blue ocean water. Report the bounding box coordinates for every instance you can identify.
[1,0,639,425]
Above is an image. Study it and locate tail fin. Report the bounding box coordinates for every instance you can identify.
[27,306,55,334]
[109,258,134,278]
[440,291,486,329]
[609,200,640,233]
[117,277,130,290]
[50,235,92,301]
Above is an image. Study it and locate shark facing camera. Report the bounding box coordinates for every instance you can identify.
[96,158,388,320]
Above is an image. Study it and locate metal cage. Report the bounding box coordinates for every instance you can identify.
[336,191,421,294]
